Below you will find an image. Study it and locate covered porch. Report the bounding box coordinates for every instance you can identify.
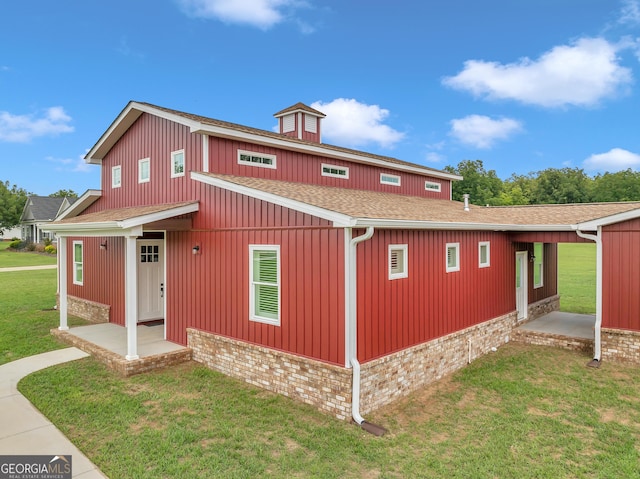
[53,322,191,376]
[512,311,595,353]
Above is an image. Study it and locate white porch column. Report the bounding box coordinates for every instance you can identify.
[58,236,68,330]
[125,235,139,360]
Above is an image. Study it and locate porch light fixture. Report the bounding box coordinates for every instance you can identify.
[192,245,200,255]
[100,241,107,251]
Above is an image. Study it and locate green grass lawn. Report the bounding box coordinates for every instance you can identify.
[0,241,57,268]
[6,242,640,478]
[558,243,596,314]
[0,269,87,364]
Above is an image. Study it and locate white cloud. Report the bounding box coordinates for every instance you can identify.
[619,0,640,25]
[45,151,92,173]
[310,98,405,149]
[443,37,632,108]
[425,151,445,163]
[177,0,306,30]
[583,148,640,171]
[0,107,74,142]
[449,115,522,149]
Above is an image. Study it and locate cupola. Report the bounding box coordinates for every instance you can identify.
[274,102,326,143]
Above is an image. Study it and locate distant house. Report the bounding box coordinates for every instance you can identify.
[0,226,21,240]
[46,101,640,423]
[21,196,75,243]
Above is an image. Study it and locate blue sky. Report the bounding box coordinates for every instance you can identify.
[2,0,640,195]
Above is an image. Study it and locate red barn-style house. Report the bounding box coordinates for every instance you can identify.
[47,101,640,422]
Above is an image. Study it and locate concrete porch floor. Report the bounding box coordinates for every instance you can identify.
[516,311,595,339]
[53,323,191,376]
[64,323,186,357]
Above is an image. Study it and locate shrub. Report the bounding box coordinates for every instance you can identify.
[34,244,46,253]
[44,245,57,255]
[25,242,37,252]
[43,237,52,247]
[9,239,23,250]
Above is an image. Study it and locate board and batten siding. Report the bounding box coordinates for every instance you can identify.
[512,242,558,305]
[65,236,126,325]
[165,185,346,366]
[357,230,516,363]
[85,114,203,212]
[603,218,640,331]
[207,136,450,199]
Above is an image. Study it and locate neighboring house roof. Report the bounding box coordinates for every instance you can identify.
[21,196,76,223]
[85,101,461,182]
[193,172,640,231]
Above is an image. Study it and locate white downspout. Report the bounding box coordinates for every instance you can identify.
[576,228,602,361]
[344,226,374,424]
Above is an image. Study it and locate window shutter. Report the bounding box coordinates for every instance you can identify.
[253,250,279,320]
[283,114,295,133]
[304,114,317,133]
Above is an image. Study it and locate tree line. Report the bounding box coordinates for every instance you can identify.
[444,160,640,206]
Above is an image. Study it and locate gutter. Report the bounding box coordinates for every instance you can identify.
[344,227,386,435]
[575,228,603,366]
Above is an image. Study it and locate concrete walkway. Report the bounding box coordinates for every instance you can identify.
[0,348,108,478]
[0,264,57,272]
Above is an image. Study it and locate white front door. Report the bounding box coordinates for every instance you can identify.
[515,251,528,321]
[137,239,165,322]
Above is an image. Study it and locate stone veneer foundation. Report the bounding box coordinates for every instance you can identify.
[188,311,517,420]
[57,294,110,324]
[601,328,640,364]
[52,328,192,376]
[522,295,560,325]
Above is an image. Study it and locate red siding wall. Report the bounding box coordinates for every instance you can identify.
[603,218,640,331]
[165,185,346,366]
[357,230,516,362]
[86,114,203,211]
[207,137,451,199]
[513,242,558,304]
[65,236,125,325]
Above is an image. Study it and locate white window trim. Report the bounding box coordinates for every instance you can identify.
[446,242,460,273]
[238,150,277,169]
[138,158,150,184]
[73,240,83,286]
[321,163,349,179]
[425,180,442,192]
[533,243,544,288]
[479,241,490,268]
[380,173,401,186]
[388,244,408,280]
[171,149,185,178]
[111,165,122,188]
[249,245,281,326]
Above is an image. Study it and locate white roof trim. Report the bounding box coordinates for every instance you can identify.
[44,202,199,236]
[86,101,460,182]
[55,190,102,221]
[191,123,461,181]
[576,207,640,230]
[191,172,354,227]
[352,218,578,231]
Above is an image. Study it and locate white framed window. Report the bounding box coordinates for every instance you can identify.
[112,165,122,188]
[425,181,442,192]
[380,173,401,186]
[321,163,349,179]
[249,245,281,326]
[138,158,150,183]
[479,241,490,268]
[446,242,460,273]
[238,150,276,169]
[304,113,317,133]
[533,242,544,288]
[171,149,185,178]
[389,244,408,280]
[73,241,83,285]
